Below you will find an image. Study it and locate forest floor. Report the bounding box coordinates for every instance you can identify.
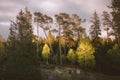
[40,64,120,80]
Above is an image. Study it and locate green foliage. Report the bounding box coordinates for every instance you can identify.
[52,54,59,64]
[1,42,41,79]
[76,37,95,68]
[94,40,112,73]
[67,49,76,63]
[0,9,42,80]
[108,43,120,55]
[94,40,120,75]
[42,44,50,60]
[1,6,120,77]
[107,43,120,73]
[0,41,6,71]
[61,54,67,64]
[9,9,33,44]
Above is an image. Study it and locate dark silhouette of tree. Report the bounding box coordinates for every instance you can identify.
[90,11,101,40]
[110,0,120,45]
[102,11,112,41]
[2,8,41,80]
[90,11,101,48]
[71,14,86,43]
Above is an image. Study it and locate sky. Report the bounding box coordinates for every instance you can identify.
[0,0,111,39]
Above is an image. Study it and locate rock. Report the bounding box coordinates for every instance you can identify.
[76,69,80,74]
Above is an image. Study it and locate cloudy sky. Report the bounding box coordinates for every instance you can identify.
[0,0,111,39]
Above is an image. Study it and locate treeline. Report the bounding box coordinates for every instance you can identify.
[0,0,120,79]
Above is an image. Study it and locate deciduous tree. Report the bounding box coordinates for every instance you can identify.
[76,37,95,68]
[67,49,76,64]
[42,44,50,64]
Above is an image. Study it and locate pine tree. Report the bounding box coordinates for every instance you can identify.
[3,8,41,80]
[111,0,120,45]
[34,12,53,40]
[17,8,33,43]
[71,14,86,42]
[90,11,101,40]
[102,11,112,40]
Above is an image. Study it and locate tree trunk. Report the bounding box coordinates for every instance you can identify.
[59,26,62,66]
[36,23,39,57]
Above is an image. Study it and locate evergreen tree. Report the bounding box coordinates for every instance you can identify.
[2,8,41,80]
[111,0,120,45]
[34,12,53,39]
[102,11,112,40]
[107,43,120,74]
[90,11,101,40]
[71,14,86,42]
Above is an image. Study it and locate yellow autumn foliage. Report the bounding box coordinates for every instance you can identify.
[42,44,50,59]
[46,31,54,44]
[76,37,95,68]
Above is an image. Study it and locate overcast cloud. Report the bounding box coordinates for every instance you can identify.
[0,0,111,39]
